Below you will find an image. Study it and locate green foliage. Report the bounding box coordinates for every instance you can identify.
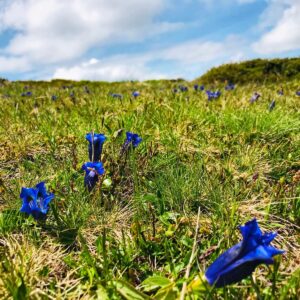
[196,57,300,84]
[0,78,299,299]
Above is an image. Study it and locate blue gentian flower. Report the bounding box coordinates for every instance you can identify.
[21,91,32,97]
[194,84,205,91]
[86,133,106,162]
[179,85,188,92]
[205,219,284,288]
[277,89,283,96]
[269,100,275,111]
[84,86,90,94]
[225,84,235,91]
[206,90,221,100]
[126,132,142,148]
[172,88,178,93]
[51,95,57,101]
[110,93,123,99]
[296,91,300,96]
[82,162,105,191]
[132,91,140,97]
[121,132,142,153]
[250,92,261,103]
[70,91,75,98]
[20,182,54,220]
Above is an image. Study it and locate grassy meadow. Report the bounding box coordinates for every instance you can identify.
[0,78,299,299]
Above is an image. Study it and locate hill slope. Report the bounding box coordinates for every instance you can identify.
[196,57,300,84]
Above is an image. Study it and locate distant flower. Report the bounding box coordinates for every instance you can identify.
[269,100,275,111]
[70,91,75,98]
[205,219,284,288]
[277,89,283,96]
[21,91,32,97]
[82,162,105,191]
[132,91,140,97]
[194,84,205,91]
[51,95,58,101]
[110,93,123,99]
[296,91,300,96]
[225,84,235,91]
[84,86,90,94]
[250,92,261,103]
[206,90,221,100]
[172,88,178,93]
[121,132,142,154]
[20,182,54,220]
[86,133,106,162]
[179,85,188,92]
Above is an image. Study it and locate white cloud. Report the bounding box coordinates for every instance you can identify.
[52,56,167,81]
[0,56,30,72]
[52,35,247,81]
[253,0,300,54]
[0,0,179,67]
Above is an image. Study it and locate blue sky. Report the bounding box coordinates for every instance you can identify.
[0,0,299,81]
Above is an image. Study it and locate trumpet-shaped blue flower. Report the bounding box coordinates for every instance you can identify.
[205,219,284,288]
[20,182,54,220]
[121,132,142,153]
[269,100,275,111]
[296,91,300,96]
[82,162,105,191]
[194,84,199,91]
[86,133,106,162]
[126,132,142,148]
[51,95,57,101]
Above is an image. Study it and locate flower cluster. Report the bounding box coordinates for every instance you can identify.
[20,130,142,218]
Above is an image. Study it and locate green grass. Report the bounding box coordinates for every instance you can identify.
[0,79,299,299]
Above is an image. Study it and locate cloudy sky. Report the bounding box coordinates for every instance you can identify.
[0,0,299,81]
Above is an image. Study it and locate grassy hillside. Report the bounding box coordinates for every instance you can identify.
[0,79,299,299]
[196,57,300,85]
